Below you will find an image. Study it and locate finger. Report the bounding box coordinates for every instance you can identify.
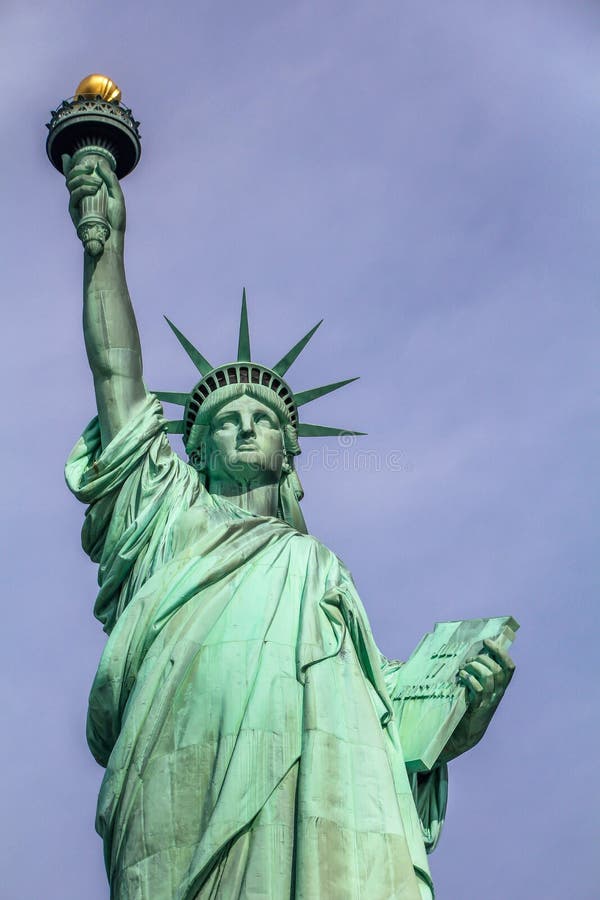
[458,669,484,708]
[69,184,102,208]
[464,659,495,681]
[463,661,495,693]
[65,162,95,182]
[463,659,499,697]
[95,159,121,198]
[483,640,516,675]
[61,153,72,177]
[482,642,515,692]
[471,654,503,677]
[66,173,102,193]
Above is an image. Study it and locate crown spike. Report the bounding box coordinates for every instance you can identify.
[297,423,366,437]
[153,391,189,406]
[164,316,213,375]
[237,288,251,361]
[164,420,185,434]
[294,377,359,408]
[272,320,323,377]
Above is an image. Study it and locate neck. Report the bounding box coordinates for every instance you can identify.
[208,476,280,518]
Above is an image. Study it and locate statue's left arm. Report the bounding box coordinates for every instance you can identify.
[439,638,516,762]
[380,638,514,853]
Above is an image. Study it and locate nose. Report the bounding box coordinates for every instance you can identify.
[239,413,256,437]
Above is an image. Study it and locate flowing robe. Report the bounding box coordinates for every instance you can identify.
[66,396,447,900]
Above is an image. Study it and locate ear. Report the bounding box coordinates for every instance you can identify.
[282,422,301,457]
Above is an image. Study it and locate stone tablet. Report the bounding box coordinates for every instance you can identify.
[392,616,519,771]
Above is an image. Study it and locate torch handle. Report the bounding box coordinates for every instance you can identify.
[72,146,117,258]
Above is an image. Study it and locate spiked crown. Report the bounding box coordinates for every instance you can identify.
[155,290,364,453]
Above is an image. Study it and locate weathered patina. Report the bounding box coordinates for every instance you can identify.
[52,78,516,900]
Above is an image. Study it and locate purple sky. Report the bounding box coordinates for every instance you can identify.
[2,1,598,896]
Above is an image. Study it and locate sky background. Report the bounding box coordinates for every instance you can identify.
[1,0,599,897]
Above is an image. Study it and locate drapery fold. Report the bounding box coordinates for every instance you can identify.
[66,394,445,899]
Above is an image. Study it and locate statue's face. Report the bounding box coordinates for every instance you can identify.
[206,394,285,484]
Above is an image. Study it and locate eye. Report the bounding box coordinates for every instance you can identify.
[214,415,237,429]
[255,413,276,427]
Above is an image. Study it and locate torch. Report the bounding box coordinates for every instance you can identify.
[46,75,141,257]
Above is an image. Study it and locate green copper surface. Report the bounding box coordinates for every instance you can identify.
[156,301,362,445]
[164,315,214,375]
[294,376,359,407]
[163,419,185,434]
[297,422,367,437]
[237,288,251,361]
[153,391,188,406]
[54,100,517,900]
[272,318,323,376]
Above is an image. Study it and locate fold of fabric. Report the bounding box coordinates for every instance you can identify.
[66,395,444,899]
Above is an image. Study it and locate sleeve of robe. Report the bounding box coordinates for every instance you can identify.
[64,393,201,634]
[380,656,449,853]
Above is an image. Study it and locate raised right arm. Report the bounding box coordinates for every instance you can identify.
[65,156,146,448]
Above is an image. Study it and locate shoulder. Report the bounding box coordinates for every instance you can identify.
[290,529,351,576]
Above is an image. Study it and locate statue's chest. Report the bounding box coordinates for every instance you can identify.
[167,500,233,558]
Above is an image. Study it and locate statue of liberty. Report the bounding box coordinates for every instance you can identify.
[57,80,515,900]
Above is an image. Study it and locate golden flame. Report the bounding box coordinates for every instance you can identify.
[74,74,121,103]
